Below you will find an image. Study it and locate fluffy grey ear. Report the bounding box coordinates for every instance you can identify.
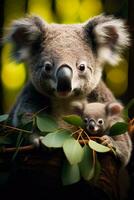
[84,14,130,65]
[106,102,124,116]
[7,15,46,62]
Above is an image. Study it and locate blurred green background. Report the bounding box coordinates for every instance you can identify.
[0,0,133,114]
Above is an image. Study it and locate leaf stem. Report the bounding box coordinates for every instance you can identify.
[77,130,83,141]
[0,124,32,134]
[32,106,48,117]
[71,128,81,136]
[80,134,86,145]
[0,144,35,153]
[90,136,102,140]
[93,150,96,167]
[83,130,90,140]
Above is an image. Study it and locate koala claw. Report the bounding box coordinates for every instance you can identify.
[100,135,115,149]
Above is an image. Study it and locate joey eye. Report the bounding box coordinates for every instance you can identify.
[78,64,85,72]
[84,118,88,124]
[97,119,104,125]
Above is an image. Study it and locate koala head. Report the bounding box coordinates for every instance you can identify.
[7,15,129,99]
[72,101,123,135]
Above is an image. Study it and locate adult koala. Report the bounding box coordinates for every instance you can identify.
[6,14,131,200]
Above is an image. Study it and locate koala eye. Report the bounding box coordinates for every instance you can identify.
[84,117,88,124]
[78,64,86,72]
[44,62,53,73]
[97,119,104,125]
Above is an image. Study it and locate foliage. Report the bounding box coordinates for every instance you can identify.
[0,99,133,185]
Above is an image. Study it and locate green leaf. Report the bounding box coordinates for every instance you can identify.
[36,114,58,132]
[123,98,134,120]
[63,137,84,165]
[41,129,71,148]
[109,122,128,136]
[63,115,84,128]
[62,160,80,185]
[0,114,9,122]
[79,145,95,181]
[88,140,110,153]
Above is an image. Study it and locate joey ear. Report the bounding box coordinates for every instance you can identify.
[106,102,124,116]
[7,15,47,62]
[84,14,130,65]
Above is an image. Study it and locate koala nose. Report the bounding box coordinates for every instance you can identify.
[88,120,96,131]
[56,64,73,93]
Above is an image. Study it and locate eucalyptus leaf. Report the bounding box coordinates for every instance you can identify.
[88,140,110,153]
[41,129,71,148]
[62,160,80,185]
[109,122,128,136]
[63,115,84,128]
[0,114,9,122]
[79,145,95,181]
[36,114,58,132]
[63,137,84,165]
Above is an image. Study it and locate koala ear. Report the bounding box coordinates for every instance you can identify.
[7,15,46,62]
[84,14,130,65]
[106,102,124,116]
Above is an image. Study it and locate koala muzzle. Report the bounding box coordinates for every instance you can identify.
[56,65,72,93]
[87,120,100,134]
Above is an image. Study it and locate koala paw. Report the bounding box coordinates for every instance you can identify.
[29,134,42,147]
[100,135,116,149]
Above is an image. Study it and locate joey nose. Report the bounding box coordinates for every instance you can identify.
[88,120,96,131]
[89,124,95,131]
[56,64,73,92]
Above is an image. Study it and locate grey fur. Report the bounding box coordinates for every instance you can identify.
[6,15,131,167]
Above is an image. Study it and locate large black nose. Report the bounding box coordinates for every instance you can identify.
[56,64,72,92]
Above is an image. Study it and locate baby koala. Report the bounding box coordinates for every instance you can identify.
[72,101,132,166]
[82,102,124,148]
[84,102,122,132]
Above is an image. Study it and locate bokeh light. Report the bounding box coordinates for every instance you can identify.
[79,0,103,21]
[56,0,80,23]
[28,0,54,22]
[105,59,128,96]
[1,63,26,90]
[1,44,26,90]
[56,0,103,23]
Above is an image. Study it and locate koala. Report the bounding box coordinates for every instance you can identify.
[72,101,132,166]
[6,14,130,129]
[4,14,131,200]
